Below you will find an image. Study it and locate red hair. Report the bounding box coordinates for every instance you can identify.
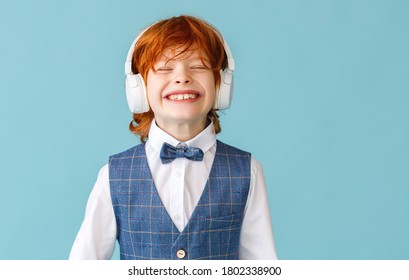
[129,15,228,142]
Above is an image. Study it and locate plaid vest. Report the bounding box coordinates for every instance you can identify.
[109,140,251,260]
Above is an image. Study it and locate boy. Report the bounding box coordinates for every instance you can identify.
[69,15,277,260]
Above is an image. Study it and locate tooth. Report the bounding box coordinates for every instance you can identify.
[168,93,198,100]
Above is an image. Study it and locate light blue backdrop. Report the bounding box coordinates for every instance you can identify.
[1,0,408,259]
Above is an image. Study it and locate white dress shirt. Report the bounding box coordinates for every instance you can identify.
[69,120,277,259]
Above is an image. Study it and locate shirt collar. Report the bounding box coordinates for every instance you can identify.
[147,119,216,154]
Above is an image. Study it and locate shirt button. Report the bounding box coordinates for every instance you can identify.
[175,170,181,177]
[176,249,186,259]
[176,142,187,148]
[174,215,180,221]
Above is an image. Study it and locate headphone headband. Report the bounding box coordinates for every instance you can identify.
[125,28,148,75]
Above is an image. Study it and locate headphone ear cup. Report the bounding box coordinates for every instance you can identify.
[125,74,150,113]
[215,69,234,110]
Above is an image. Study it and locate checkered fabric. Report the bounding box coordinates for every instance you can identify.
[109,140,251,260]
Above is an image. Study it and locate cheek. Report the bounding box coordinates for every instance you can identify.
[145,71,154,92]
[146,73,160,99]
[207,76,217,98]
[201,72,216,91]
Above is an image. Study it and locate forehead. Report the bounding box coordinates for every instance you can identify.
[156,45,209,63]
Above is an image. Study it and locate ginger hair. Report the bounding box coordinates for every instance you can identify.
[128,15,228,142]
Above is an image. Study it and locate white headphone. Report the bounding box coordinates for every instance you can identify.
[124,27,235,113]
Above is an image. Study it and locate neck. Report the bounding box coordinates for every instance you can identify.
[155,118,207,142]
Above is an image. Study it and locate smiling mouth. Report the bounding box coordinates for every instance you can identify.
[165,90,201,101]
[167,93,199,101]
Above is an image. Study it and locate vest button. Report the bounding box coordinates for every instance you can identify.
[176,249,186,259]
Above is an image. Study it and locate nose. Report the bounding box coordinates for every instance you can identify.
[176,78,191,84]
[174,68,191,84]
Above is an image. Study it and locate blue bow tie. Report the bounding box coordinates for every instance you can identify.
[160,142,204,164]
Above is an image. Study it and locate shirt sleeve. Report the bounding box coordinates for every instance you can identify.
[239,158,278,260]
[69,164,117,260]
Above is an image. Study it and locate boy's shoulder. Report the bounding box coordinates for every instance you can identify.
[109,143,145,160]
[216,140,251,157]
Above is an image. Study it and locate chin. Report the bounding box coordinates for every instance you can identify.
[169,113,208,124]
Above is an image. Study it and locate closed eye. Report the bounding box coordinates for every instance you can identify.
[191,65,208,71]
[156,67,172,72]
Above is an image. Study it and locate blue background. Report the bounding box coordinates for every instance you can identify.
[1,0,408,259]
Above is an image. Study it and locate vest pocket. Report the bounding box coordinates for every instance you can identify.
[203,213,242,231]
[199,213,242,258]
